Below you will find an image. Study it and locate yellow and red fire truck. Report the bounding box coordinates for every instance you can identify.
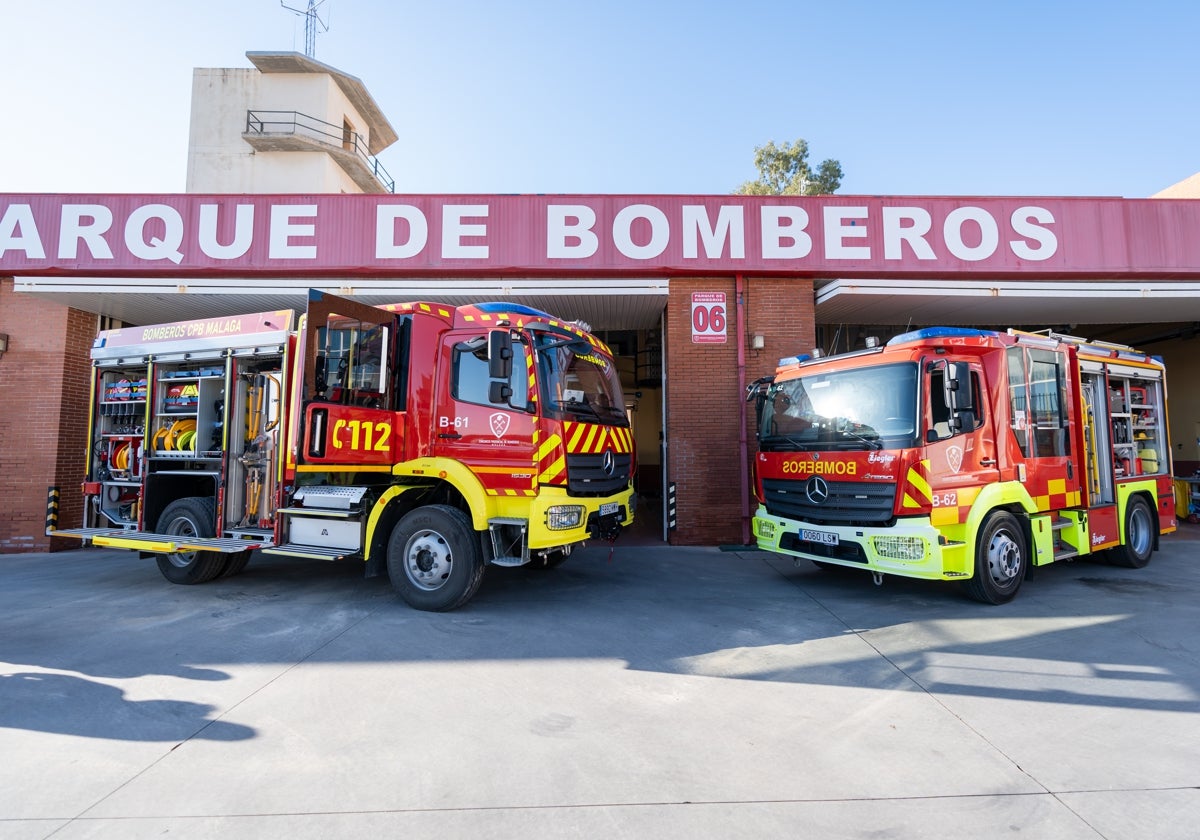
[48,291,635,610]
[748,327,1175,603]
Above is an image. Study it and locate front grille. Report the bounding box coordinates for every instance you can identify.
[565,452,632,496]
[762,477,896,526]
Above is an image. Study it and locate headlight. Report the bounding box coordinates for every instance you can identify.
[872,535,926,561]
[546,505,584,530]
[754,518,775,539]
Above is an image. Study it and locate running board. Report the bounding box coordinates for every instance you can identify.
[258,543,355,561]
[46,527,270,554]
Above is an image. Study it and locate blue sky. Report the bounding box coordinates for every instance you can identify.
[2,0,1196,198]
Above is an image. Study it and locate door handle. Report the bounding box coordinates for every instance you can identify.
[438,432,462,440]
[980,458,997,466]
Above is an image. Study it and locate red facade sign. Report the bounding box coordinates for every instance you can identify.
[3,193,1200,278]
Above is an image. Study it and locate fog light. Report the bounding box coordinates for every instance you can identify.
[872,535,926,561]
[546,505,584,530]
[754,518,775,539]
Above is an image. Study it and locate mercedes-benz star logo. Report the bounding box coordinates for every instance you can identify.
[804,476,830,505]
[601,450,616,477]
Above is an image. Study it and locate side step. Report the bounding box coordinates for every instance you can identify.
[487,517,530,567]
[259,544,354,561]
[1052,516,1080,561]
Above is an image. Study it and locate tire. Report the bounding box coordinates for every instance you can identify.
[963,511,1027,605]
[155,497,228,584]
[220,550,252,578]
[1109,496,1155,568]
[387,505,485,611]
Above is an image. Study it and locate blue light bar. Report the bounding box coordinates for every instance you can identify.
[887,327,998,346]
[474,302,554,318]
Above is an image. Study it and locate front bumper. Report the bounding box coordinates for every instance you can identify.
[526,485,635,548]
[752,505,969,580]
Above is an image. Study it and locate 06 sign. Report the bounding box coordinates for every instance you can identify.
[691,292,727,344]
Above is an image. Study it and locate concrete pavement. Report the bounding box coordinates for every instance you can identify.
[1,528,1198,839]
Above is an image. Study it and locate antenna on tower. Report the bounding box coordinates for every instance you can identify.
[281,0,330,59]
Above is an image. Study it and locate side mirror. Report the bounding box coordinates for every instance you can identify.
[943,361,973,411]
[489,381,513,404]
[488,330,513,379]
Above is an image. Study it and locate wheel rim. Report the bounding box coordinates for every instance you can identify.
[985,527,1022,585]
[1129,504,1154,556]
[404,528,453,591]
[163,515,199,568]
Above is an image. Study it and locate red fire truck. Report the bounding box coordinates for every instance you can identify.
[48,291,635,611]
[748,327,1176,603]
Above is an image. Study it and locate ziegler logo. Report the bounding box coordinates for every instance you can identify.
[489,413,510,438]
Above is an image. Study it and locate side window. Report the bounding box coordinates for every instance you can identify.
[1006,347,1070,458]
[928,365,984,441]
[315,321,391,408]
[452,336,530,410]
[1029,349,1070,458]
[1006,347,1029,454]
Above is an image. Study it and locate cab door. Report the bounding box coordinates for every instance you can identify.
[1005,345,1082,509]
[431,331,538,496]
[924,359,1000,504]
[298,290,401,468]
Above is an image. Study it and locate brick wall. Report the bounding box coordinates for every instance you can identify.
[665,276,815,545]
[0,278,95,552]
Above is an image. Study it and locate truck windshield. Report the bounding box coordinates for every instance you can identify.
[536,336,629,426]
[760,362,918,451]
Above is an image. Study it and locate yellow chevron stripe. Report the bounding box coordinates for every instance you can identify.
[581,425,599,452]
[537,433,562,462]
[567,423,586,450]
[907,466,932,503]
[539,456,565,483]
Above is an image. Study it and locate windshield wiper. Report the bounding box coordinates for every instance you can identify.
[760,433,809,451]
[556,398,603,421]
[836,427,883,450]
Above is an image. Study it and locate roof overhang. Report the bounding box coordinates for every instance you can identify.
[13,276,669,332]
[815,278,1200,326]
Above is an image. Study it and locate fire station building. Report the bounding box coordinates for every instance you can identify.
[3,52,1200,553]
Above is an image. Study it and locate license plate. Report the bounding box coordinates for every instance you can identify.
[801,528,839,546]
[599,502,619,516]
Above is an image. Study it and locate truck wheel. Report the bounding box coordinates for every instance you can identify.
[963,511,1026,604]
[387,505,485,611]
[220,550,252,577]
[155,497,227,584]
[1109,496,1155,568]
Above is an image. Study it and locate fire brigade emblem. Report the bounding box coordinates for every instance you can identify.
[947,445,964,474]
[489,412,510,438]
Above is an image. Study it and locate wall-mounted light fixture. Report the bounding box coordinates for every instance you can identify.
[0,333,8,359]
[751,334,765,350]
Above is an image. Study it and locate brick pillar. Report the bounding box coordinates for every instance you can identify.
[0,278,95,552]
[664,275,816,546]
